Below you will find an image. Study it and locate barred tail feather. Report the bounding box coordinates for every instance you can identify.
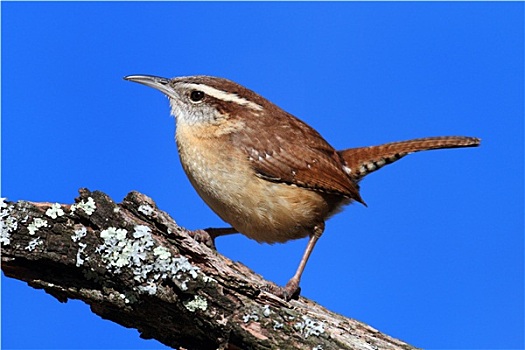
[338,136,480,180]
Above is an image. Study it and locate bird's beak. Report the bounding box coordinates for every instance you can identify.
[124,75,174,97]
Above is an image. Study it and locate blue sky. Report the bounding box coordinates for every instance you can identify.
[1,2,523,349]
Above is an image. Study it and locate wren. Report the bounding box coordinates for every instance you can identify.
[124,74,480,300]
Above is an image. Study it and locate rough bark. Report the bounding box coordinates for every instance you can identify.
[1,189,417,350]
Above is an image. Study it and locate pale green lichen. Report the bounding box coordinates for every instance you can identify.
[262,304,271,317]
[28,218,48,235]
[76,242,88,267]
[202,275,216,284]
[295,315,325,338]
[71,197,96,215]
[71,226,87,242]
[72,226,89,266]
[153,246,171,260]
[117,292,137,305]
[137,281,157,295]
[242,310,260,323]
[25,237,43,251]
[1,199,17,246]
[138,204,154,216]
[45,203,65,219]
[183,295,208,312]
[96,225,201,295]
[273,320,284,330]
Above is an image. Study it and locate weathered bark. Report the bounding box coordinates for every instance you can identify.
[1,189,417,350]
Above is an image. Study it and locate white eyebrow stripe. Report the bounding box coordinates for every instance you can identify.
[183,83,263,111]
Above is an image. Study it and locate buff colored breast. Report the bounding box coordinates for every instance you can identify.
[175,123,340,243]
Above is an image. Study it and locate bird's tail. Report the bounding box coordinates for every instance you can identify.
[338,136,480,181]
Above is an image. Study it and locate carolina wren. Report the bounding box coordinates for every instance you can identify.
[124,74,480,300]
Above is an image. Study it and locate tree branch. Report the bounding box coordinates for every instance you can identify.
[1,189,417,350]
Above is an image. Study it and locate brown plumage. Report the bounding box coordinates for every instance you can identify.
[339,136,481,181]
[232,108,365,205]
[125,74,481,300]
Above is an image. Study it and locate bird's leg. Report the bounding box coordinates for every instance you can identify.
[266,223,325,301]
[190,227,238,249]
[204,227,239,239]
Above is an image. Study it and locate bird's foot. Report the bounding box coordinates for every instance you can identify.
[188,229,216,250]
[263,279,301,301]
[188,227,238,249]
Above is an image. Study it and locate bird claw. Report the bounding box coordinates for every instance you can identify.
[262,280,301,301]
[188,229,216,249]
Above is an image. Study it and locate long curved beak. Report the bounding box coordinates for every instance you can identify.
[124,75,174,97]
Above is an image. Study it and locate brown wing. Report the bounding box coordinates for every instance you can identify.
[231,108,365,205]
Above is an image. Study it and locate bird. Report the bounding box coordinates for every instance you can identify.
[124,74,480,300]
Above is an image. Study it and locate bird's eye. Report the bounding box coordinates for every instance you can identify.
[190,90,205,103]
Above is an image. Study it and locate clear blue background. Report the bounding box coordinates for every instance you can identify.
[2,2,523,349]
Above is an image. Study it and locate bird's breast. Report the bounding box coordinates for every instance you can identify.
[175,124,346,243]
